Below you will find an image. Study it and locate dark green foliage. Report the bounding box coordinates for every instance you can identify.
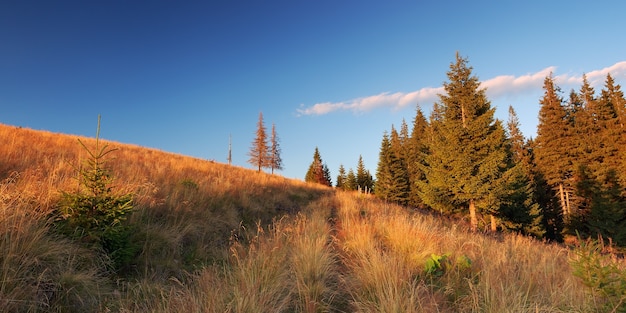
[528,147,565,242]
[53,116,137,272]
[305,147,332,186]
[375,132,409,205]
[574,167,626,245]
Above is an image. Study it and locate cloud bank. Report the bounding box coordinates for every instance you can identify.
[297,61,626,116]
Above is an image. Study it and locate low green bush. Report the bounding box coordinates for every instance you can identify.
[571,237,626,312]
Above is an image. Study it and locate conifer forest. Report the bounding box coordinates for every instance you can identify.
[366,54,626,245]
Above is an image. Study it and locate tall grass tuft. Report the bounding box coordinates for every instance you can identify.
[289,202,339,312]
[226,222,293,312]
[1,174,109,312]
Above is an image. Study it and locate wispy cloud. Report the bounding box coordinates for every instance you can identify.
[555,61,626,87]
[296,87,442,116]
[297,61,626,116]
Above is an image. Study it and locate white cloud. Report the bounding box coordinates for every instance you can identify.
[482,66,556,99]
[297,61,626,116]
[570,61,626,86]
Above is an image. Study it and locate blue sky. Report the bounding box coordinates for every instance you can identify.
[2,1,626,181]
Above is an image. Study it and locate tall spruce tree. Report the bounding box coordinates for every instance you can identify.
[599,75,626,186]
[305,147,332,186]
[336,164,347,190]
[417,53,509,231]
[346,168,357,191]
[600,75,626,188]
[407,106,429,208]
[356,155,373,193]
[248,112,269,172]
[534,75,576,230]
[597,74,626,178]
[389,125,410,204]
[417,101,456,215]
[502,106,544,237]
[571,75,626,244]
[528,138,564,241]
[376,131,409,205]
[269,123,283,174]
[375,132,393,200]
[576,167,626,245]
[571,75,596,173]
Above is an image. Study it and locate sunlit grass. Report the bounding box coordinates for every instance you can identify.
[1,123,621,312]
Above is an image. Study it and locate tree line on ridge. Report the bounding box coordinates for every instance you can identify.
[303,53,626,245]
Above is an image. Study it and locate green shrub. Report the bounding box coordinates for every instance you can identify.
[570,237,626,312]
[424,253,472,277]
[424,253,450,277]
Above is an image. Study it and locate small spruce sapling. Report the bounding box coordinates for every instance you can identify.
[53,115,136,272]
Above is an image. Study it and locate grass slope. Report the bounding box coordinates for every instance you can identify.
[0,124,621,312]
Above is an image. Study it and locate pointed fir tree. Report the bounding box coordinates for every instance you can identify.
[269,123,283,174]
[501,106,544,237]
[417,53,510,232]
[305,147,323,183]
[407,106,429,208]
[571,75,596,171]
[346,168,357,191]
[534,74,575,231]
[416,103,455,215]
[356,155,373,193]
[600,75,626,187]
[567,75,605,230]
[597,74,626,180]
[375,132,393,200]
[336,164,347,190]
[599,75,626,187]
[525,138,565,241]
[248,112,269,172]
[376,131,409,205]
[389,124,410,203]
[54,115,136,271]
[570,75,626,244]
[305,147,332,186]
[399,119,410,151]
[323,164,332,187]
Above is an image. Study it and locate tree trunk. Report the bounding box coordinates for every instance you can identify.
[558,183,568,220]
[565,189,571,217]
[490,214,497,232]
[469,199,477,232]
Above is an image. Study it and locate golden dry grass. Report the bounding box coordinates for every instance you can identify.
[1,123,621,312]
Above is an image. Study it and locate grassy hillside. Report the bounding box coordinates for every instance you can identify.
[1,124,623,312]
